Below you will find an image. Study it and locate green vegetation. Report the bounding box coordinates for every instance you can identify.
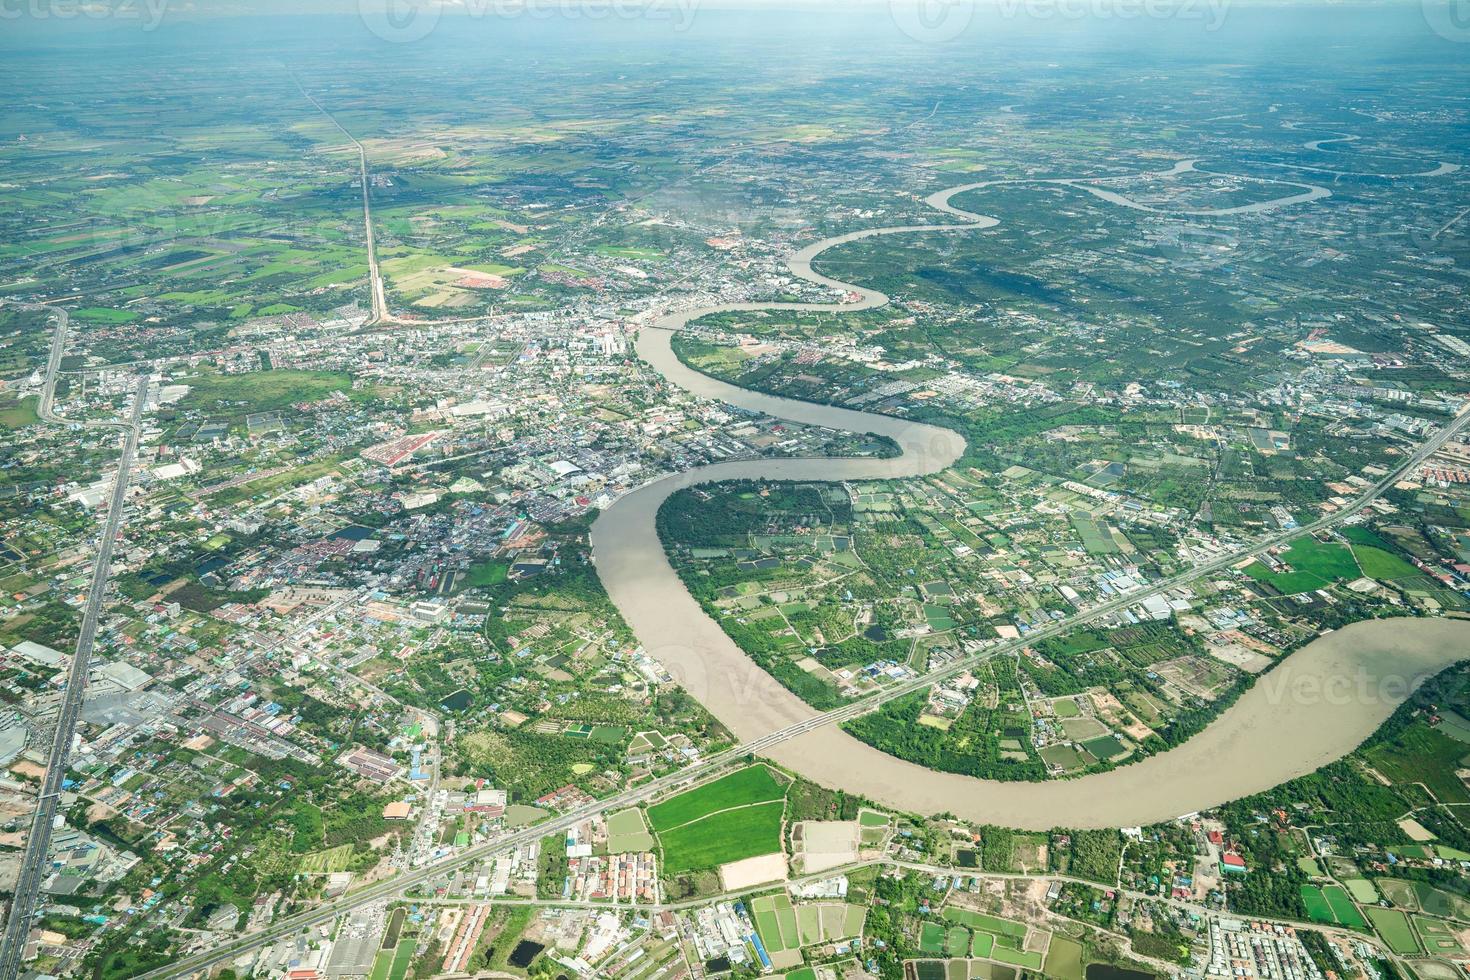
[1365,907,1420,954]
[647,765,785,830]
[178,369,353,421]
[1245,537,1359,594]
[656,800,785,873]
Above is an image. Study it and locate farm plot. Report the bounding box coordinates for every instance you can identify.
[751,894,802,956]
[300,843,353,874]
[650,764,788,875]
[656,801,785,874]
[607,808,655,853]
[648,765,785,830]
[1413,916,1463,955]
[858,808,890,845]
[1366,908,1421,955]
[793,902,864,946]
[1301,884,1367,929]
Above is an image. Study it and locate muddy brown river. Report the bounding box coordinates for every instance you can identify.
[590,173,1470,830]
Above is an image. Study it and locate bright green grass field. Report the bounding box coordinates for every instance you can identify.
[1352,545,1420,580]
[648,765,785,830]
[1366,908,1420,954]
[656,799,784,873]
[941,907,1028,938]
[1301,884,1335,923]
[1323,885,1367,928]
[1246,537,1359,594]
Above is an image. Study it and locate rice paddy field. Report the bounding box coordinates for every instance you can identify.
[1365,908,1420,955]
[649,765,788,874]
[367,939,415,980]
[1043,936,1085,980]
[1245,537,1360,595]
[647,765,785,830]
[1413,916,1463,955]
[1301,884,1367,929]
[750,894,864,955]
[930,908,1041,968]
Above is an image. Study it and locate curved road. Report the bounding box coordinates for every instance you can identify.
[591,164,1470,829]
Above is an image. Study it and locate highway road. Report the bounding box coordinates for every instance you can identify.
[293,79,387,326]
[143,395,1469,979]
[0,304,148,979]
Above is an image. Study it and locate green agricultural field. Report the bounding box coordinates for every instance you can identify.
[1246,537,1359,594]
[1344,878,1380,904]
[919,921,947,954]
[991,946,1044,969]
[1043,936,1085,980]
[607,808,655,853]
[0,396,38,430]
[179,369,353,421]
[1413,916,1463,954]
[1323,885,1367,929]
[1366,908,1420,955]
[647,765,785,830]
[1301,884,1335,923]
[655,799,784,873]
[941,907,1028,938]
[1352,545,1420,580]
[752,894,801,953]
[1365,723,1470,804]
[299,843,353,873]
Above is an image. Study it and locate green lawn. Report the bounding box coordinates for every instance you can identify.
[459,560,508,589]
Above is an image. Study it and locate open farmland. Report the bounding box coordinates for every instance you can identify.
[647,765,786,830]
[655,800,785,874]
